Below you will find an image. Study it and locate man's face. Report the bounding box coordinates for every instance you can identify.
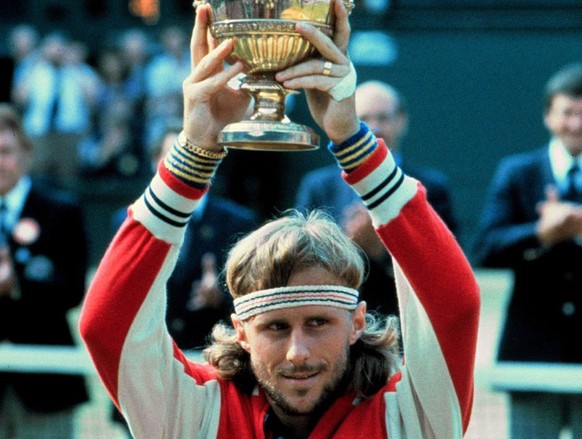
[355,87,407,149]
[233,267,366,418]
[544,93,582,157]
[0,129,29,196]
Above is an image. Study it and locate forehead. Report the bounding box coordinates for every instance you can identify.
[549,93,582,112]
[356,91,397,116]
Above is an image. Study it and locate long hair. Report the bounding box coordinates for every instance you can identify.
[203,210,401,397]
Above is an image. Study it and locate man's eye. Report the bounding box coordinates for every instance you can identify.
[267,322,288,331]
[308,318,327,327]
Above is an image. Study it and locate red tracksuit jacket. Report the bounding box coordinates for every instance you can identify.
[80,140,480,438]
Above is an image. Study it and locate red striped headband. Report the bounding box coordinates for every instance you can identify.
[233,285,360,320]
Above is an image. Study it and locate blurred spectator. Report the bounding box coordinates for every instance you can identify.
[78,47,144,178]
[116,28,151,152]
[295,80,458,234]
[64,40,97,80]
[7,24,40,95]
[94,47,143,118]
[0,103,89,439]
[143,25,190,147]
[117,28,151,102]
[78,101,140,178]
[12,32,99,187]
[473,63,582,439]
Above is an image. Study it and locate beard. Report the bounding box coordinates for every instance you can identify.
[252,345,352,417]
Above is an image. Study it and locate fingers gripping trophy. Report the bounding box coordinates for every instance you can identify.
[193,0,355,150]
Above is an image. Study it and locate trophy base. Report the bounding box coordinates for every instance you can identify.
[219,120,319,151]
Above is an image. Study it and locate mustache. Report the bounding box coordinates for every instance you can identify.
[277,363,327,375]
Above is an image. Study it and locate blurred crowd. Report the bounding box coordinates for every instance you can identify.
[6,23,191,186]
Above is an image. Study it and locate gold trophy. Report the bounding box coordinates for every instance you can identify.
[194,0,354,151]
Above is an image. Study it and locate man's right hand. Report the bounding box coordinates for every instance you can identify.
[182,4,251,150]
[0,247,15,296]
[274,0,360,144]
[536,186,582,246]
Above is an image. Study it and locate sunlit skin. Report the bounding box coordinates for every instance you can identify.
[0,129,30,196]
[544,93,582,157]
[232,266,366,437]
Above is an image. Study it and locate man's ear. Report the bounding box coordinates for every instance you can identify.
[231,313,250,352]
[349,301,367,345]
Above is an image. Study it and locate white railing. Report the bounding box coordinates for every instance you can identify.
[0,344,203,375]
[1,343,580,393]
[475,362,582,393]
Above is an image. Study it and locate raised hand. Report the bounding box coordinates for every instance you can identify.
[275,0,360,144]
[189,252,223,310]
[536,185,582,245]
[182,4,251,150]
[0,247,15,297]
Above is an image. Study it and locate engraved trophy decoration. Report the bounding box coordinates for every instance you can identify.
[194,0,354,151]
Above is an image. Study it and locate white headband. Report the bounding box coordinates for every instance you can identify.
[233,285,360,320]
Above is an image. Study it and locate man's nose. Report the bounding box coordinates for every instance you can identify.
[286,329,310,364]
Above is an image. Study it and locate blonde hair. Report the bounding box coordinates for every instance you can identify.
[225,210,364,297]
[203,210,401,397]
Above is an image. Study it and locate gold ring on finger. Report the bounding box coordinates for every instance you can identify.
[322,61,333,76]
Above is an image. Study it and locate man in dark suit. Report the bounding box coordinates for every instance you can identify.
[295,80,457,234]
[473,63,582,439]
[295,81,458,319]
[0,103,89,438]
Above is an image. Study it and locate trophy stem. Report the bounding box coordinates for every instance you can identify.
[218,75,320,151]
[242,75,295,122]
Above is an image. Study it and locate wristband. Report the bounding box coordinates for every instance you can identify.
[177,131,228,159]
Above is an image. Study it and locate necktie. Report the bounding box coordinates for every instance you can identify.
[0,199,8,246]
[564,163,581,202]
[49,66,62,131]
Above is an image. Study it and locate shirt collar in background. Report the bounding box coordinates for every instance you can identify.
[0,176,32,232]
[548,137,582,194]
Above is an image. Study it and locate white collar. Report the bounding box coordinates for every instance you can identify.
[548,137,582,184]
[0,176,32,229]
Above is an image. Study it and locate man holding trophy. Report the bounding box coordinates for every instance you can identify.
[80,1,480,438]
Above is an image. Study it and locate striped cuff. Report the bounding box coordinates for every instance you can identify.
[345,141,418,227]
[163,137,225,190]
[328,122,377,173]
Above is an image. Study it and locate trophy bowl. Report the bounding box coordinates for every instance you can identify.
[194,0,354,151]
